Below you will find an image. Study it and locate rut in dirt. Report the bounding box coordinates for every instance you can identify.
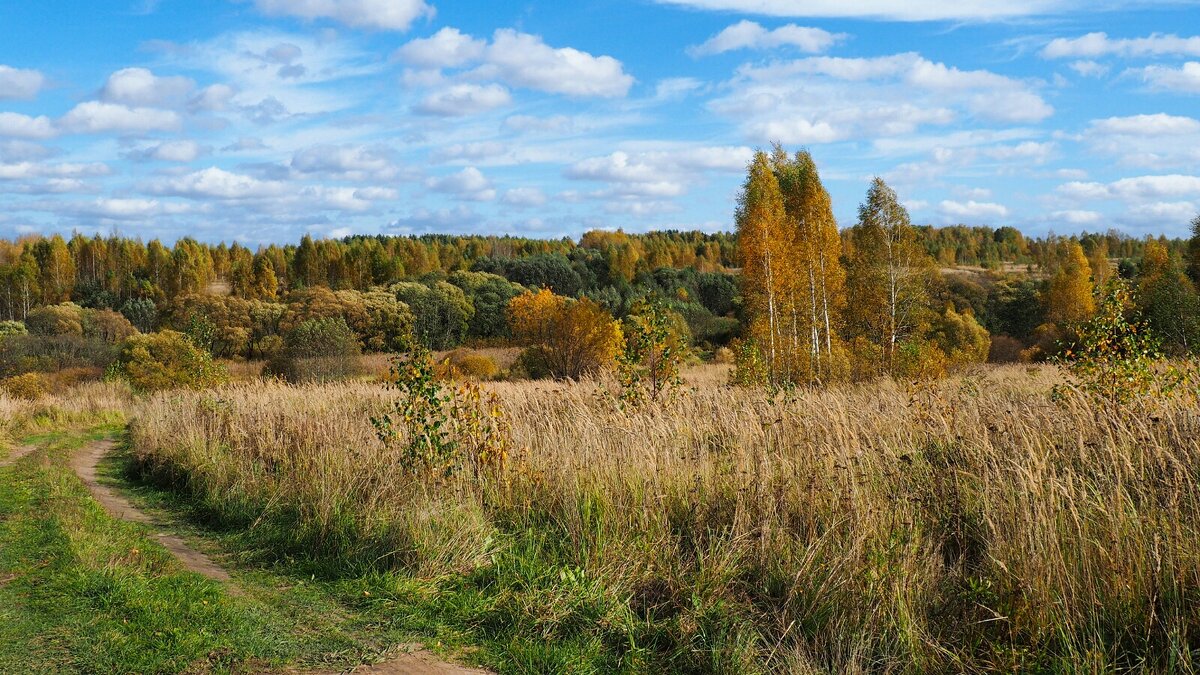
[70,440,232,582]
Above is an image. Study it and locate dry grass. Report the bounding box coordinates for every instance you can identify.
[126,364,1200,671]
[1,381,130,446]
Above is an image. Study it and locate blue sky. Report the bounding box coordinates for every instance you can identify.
[1,0,1200,244]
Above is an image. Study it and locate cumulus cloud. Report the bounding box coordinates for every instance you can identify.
[1051,209,1104,225]
[653,0,1077,21]
[0,112,57,139]
[290,143,398,179]
[426,166,496,201]
[1135,62,1200,93]
[688,20,845,56]
[502,187,547,207]
[1058,174,1200,201]
[395,27,486,68]
[124,140,208,162]
[58,101,181,134]
[415,83,512,116]
[711,53,1051,145]
[566,146,753,198]
[394,28,635,98]
[388,205,480,233]
[1068,60,1110,77]
[99,67,195,106]
[938,199,1009,221]
[481,29,633,98]
[1042,31,1200,59]
[0,65,45,100]
[253,0,434,31]
[1081,113,1200,167]
[149,166,289,200]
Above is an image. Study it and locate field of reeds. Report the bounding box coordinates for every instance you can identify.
[126,364,1200,672]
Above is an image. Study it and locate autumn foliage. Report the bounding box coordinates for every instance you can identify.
[508,288,622,380]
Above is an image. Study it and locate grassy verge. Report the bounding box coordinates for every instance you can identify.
[0,427,493,674]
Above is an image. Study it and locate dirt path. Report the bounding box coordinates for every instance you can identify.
[68,439,490,674]
[69,440,232,582]
[0,444,35,468]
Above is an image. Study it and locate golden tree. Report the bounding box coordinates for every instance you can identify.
[735,151,790,385]
[1046,241,1095,326]
[508,289,622,380]
[771,146,847,382]
[845,178,935,375]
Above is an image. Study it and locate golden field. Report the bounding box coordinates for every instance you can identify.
[116,364,1200,672]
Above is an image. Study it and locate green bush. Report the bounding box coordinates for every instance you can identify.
[0,321,26,338]
[266,318,363,383]
[114,330,227,393]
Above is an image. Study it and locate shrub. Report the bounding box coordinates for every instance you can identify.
[713,346,735,364]
[84,309,139,344]
[266,318,363,384]
[507,289,622,380]
[1,373,48,401]
[25,303,84,336]
[440,350,500,381]
[119,297,158,333]
[114,330,227,393]
[619,300,687,404]
[987,335,1025,363]
[0,321,26,338]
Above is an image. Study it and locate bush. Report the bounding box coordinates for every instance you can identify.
[266,318,363,384]
[713,346,735,364]
[120,297,158,333]
[987,335,1025,363]
[114,331,227,393]
[1,373,48,401]
[508,289,622,380]
[0,321,26,338]
[439,350,500,381]
[84,309,139,344]
[25,303,84,336]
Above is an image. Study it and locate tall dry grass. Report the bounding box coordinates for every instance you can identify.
[1,381,130,447]
[127,364,1200,671]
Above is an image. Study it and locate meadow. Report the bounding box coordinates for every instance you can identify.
[112,363,1200,672]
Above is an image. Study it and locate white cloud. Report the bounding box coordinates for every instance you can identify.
[711,52,1051,144]
[0,161,110,181]
[938,199,1009,220]
[0,112,57,139]
[1136,61,1200,93]
[502,187,547,207]
[654,0,1079,21]
[125,140,207,162]
[100,67,195,106]
[688,20,845,56]
[565,146,753,198]
[253,0,434,31]
[58,101,181,134]
[388,205,480,233]
[1052,209,1104,225]
[1042,31,1200,59]
[0,65,45,100]
[481,29,634,98]
[426,166,496,201]
[1081,114,1200,167]
[150,166,288,200]
[1059,174,1200,201]
[290,143,398,179]
[396,27,486,68]
[189,84,237,112]
[1068,60,1110,77]
[415,83,512,116]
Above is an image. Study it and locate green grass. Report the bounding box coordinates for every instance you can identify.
[0,427,487,674]
[3,424,760,673]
